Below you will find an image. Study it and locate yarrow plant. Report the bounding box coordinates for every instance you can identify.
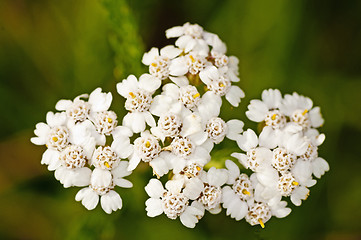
[31,22,329,228]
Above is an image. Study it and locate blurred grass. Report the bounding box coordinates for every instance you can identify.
[0,0,361,239]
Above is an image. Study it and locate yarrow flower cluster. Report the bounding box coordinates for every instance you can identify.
[31,22,329,228]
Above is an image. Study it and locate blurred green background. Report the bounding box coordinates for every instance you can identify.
[1,0,360,239]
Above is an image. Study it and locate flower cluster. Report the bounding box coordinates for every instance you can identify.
[31,22,329,228]
[31,88,133,214]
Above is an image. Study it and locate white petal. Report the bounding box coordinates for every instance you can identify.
[309,106,324,128]
[114,178,133,188]
[187,131,208,146]
[226,119,244,140]
[207,167,228,187]
[246,100,269,122]
[91,168,112,187]
[225,160,240,184]
[231,152,248,169]
[142,47,159,65]
[169,76,189,87]
[139,73,161,93]
[88,88,112,112]
[183,178,203,200]
[145,179,164,198]
[112,126,133,138]
[311,157,329,178]
[145,198,163,217]
[111,138,133,159]
[261,89,282,109]
[179,207,200,228]
[169,57,188,76]
[290,186,309,206]
[101,190,122,214]
[160,45,182,59]
[76,188,99,210]
[165,26,184,38]
[236,129,258,152]
[258,126,278,149]
[149,95,172,117]
[225,86,245,107]
[127,152,141,171]
[55,99,73,111]
[165,178,184,194]
[143,111,156,128]
[112,161,132,178]
[130,112,146,133]
[41,148,59,166]
[149,157,169,177]
[71,167,92,187]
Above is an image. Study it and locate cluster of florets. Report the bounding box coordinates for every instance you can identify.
[31,88,133,214]
[229,89,329,227]
[31,22,329,229]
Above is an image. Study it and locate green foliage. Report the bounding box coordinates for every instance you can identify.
[101,0,145,79]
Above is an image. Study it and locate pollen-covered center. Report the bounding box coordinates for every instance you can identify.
[184,23,203,39]
[91,181,115,196]
[272,147,296,173]
[93,111,118,135]
[211,51,229,68]
[67,99,90,123]
[60,145,87,169]
[277,172,298,196]
[149,56,170,80]
[198,183,222,210]
[179,85,201,109]
[291,109,310,129]
[125,90,152,112]
[207,75,231,96]
[246,148,261,172]
[264,110,286,129]
[186,54,207,75]
[245,202,272,228]
[158,113,182,137]
[206,117,227,144]
[299,142,318,161]
[233,173,253,200]
[134,134,161,162]
[180,163,202,178]
[92,146,120,170]
[171,137,194,157]
[161,191,189,219]
[47,126,69,151]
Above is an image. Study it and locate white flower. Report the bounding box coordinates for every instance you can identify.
[127,131,170,177]
[75,162,132,214]
[280,92,324,130]
[255,163,314,206]
[199,66,244,107]
[169,52,210,78]
[54,145,92,188]
[166,22,209,55]
[198,108,244,147]
[144,178,204,228]
[221,160,254,221]
[232,129,274,172]
[111,126,134,159]
[91,145,121,170]
[167,136,211,174]
[197,167,228,213]
[117,74,160,133]
[31,111,69,149]
[142,45,182,80]
[246,89,283,124]
[55,88,113,126]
